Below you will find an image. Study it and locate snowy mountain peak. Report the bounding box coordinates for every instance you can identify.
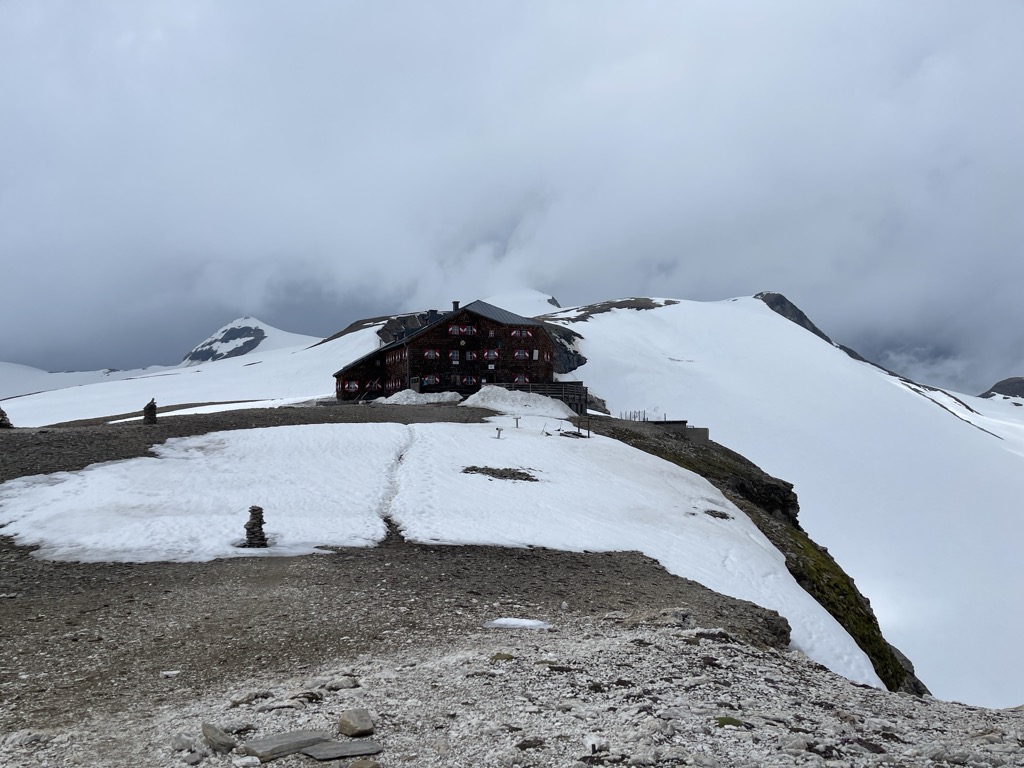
[182,317,320,365]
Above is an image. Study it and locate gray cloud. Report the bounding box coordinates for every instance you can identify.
[2,1,1023,391]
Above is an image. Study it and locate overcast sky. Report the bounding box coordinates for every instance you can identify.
[2,1,1023,394]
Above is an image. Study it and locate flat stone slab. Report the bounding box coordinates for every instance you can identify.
[241,730,332,761]
[301,740,384,760]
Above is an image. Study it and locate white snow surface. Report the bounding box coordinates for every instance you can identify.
[0,360,173,401]
[461,385,576,419]
[384,389,463,405]
[0,418,882,688]
[480,289,561,318]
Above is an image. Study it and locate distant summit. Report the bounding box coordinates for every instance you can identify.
[182,317,319,365]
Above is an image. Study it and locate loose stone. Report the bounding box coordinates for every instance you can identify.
[338,707,375,737]
[201,722,238,753]
[301,740,384,760]
[240,730,332,761]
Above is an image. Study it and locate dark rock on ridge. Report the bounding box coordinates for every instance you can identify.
[183,320,267,364]
[542,322,588,375]
[889,643,932,696]
[754,291,891,369]
[980,376,1024,399]
[0,406,12,429]
[754,291,836,346]
[540,296,680,323]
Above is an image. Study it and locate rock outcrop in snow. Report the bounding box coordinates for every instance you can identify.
[182,318,318,365]
[980,376,1024,399]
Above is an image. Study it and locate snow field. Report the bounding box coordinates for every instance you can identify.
[0,418,882,688]
[0,424,403,562]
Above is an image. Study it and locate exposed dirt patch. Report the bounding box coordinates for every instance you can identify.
[461,466,539,482]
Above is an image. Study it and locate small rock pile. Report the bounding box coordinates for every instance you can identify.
[0,406,12,429]
[242,506,267,548]
[143,399,158,425]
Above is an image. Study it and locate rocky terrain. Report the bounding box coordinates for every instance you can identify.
[2,404,1021,767]
[981,377,1024,400]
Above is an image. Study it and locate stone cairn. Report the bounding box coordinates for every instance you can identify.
[0,406,12,429]
[243,506,268,548]
[142,398,158,425]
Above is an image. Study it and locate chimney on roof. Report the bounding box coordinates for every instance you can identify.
[452,300,460,311]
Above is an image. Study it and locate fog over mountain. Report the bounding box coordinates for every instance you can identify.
[2,2,1023,394]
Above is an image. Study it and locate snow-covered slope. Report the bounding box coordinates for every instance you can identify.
[0,324,380,426]
[0,318,320,403]
[182,317,320,365]
[481,289,562,318]
[0,361,169,401]
[546,296,1024,708]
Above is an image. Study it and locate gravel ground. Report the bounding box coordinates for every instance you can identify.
[0,402,492,484]
[0,404,791,758]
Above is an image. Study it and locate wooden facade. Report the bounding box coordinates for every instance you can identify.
[334,301,558,401]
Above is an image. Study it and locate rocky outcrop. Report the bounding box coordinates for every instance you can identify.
[541,322,587,375]
[980,376,1024,399]
[889,643,932,696]
[182,321,267,364]
[754,292,836,346]
[0,407,12,429]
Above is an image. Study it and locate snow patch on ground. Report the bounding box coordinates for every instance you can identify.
[461,386,576,419]
[384,389,463,405]
[0,420,882,687]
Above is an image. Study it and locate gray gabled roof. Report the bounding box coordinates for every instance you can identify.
[334,300,542,377]
[458,300,543,326]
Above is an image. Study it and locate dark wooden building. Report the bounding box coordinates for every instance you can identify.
[334,300,559,401]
